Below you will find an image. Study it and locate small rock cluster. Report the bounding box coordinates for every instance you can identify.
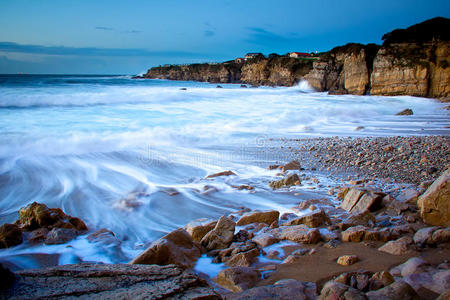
[0,202,87,248]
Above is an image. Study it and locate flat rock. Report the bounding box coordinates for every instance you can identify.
[131,228,202,269]
[417,168,450,226]
[269,225,321,244]
[236,210,279,226]
[378,236,413,255]
[185,218,217,242]
[201,216,236,251]
[252,233,279,247]
[0,263,220,299]
[206,170,236,179]
[226,279,316,300]
[341,188,384,214]
[215,266,261,292]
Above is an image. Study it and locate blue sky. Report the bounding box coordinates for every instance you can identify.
[0,0,449,74]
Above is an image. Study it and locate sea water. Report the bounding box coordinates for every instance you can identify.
[0,74,448,270]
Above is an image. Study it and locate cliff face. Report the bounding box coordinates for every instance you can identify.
[143,17,449,99]
[144,57,313,86]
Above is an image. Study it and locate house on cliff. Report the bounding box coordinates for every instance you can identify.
[244,53,264,60]
[289,52,311,58]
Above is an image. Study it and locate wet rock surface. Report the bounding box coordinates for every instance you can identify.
[0,263,220,299]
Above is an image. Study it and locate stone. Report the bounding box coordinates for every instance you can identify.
[233,230,250,242]
[396,108,414,115]
[225,248,259,267]
[0,264,15,291]
[437,290,450,300]
[131,228,201,269]
[185,218,217,242]
[269,173,301,189]
[44,228,77,245]
[236,210,279,226]
[417,169,450,226]
[369,271,395,290]
[206,170,236,179]
[226,279,317,300]
[28,228,49,244]
[347,211,376,227]
[269,225,321,244]
[413,226,438,245]
[320,281,366,300]
[0,223,23,248]
[378,236,413,255]
[281,209,330,228]
[366,281,419,299]
[215,266,260,292]
[1,263,220,299]
[343,189,384,215]
[201,216,236,251]
[431,228,450,245]
[252,233,279,247]
[337,255,360,266]
[341,226,367,242]
[87,228,119,245]
[281,160,301,172]
[18,202,87,232]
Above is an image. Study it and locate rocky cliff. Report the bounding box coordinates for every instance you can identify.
[143,17,450,99]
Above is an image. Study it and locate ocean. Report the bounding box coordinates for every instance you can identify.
[0,74,448,270]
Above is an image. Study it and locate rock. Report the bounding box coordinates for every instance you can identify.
[378,236,413,255]
[269,174,301,189]
[215,266,260,292]
[397,257,430,277]
[236,210,279,226]
[252,233,279,247]
[201,216,236,251]
[281,209,330,228]
[417,169,450,226]
[0,264,15,291]
[413,226,437,245]
[206,170,236,179]
[369,271,395,290]
[366,281,419,299]
[341,188,384,214]
[233,230,250,243]
[269,225,321,244]
[44,228,77,245]
[403,269,450,295]
[337,255,360,266]
[0,223,23,248]
[131,228,201,269]
[225,248,259,267]
[320,281,366,300]
[185,218,217,242]
[87,228,119,245]
[341,225,367,242]
[396,108,414,115]
[226,279,317,300]
[347,211,376,227]
[281,160,301,172]
[1,263,220,299]
[18,202,87,231]
[437,290,450,300]
[350,274,370,291]
[28,228,49,244]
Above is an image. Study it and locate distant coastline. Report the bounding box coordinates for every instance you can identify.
[141,17,450,100]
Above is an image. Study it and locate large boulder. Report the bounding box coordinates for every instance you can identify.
[417,169,450,226]
[236,210,279,226]
[226,279,316,300]
[215,266,260,292]
[1,263,220,299]
[201,216,236,251]
[0,223,23,248]
[185,218,217,242]
[320,281,366,300]
[131,228,202,269]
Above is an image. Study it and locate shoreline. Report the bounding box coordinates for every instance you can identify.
[1,134,449,298]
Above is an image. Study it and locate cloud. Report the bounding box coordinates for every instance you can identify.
[95,26,114,31]
[123,30,142,34]
[245,27,303,47]
[0,41,206,58]
[204,30,215,37]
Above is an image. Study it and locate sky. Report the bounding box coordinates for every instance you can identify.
[0,0,449,74]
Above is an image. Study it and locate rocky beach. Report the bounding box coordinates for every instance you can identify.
[1,15,449,300]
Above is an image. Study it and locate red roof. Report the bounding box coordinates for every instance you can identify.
[291,52,309,56]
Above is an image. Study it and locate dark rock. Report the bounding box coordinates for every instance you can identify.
[44,228,77,245]
[0,264,15,291]
[396,108,414,116]
[206,170,236,179]
[1,263,220,299]
[131,228,201,269]
[0,223,23,248]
